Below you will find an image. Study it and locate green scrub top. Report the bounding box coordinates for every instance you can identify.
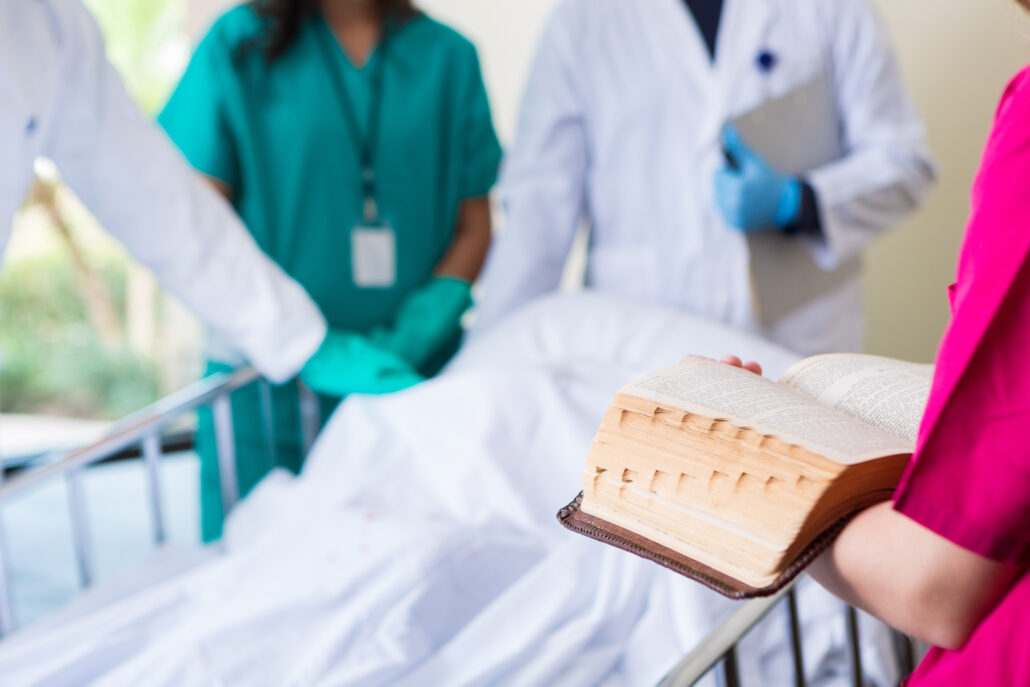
[159,5,501,541]
[160,5,501,331]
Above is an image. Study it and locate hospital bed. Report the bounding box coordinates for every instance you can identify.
[660,585,919,686]
[0,296,920,686]
[0,367,320,637]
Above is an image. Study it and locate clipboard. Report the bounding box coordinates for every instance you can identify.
[729,71,842,176]
[727,72,861,327]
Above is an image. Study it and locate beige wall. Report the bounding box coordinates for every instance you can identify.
[188,0,1030,361]
[187,0,555,141]
[413,0,557,142]
[863,0,1028,361]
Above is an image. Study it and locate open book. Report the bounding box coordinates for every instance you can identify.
[558,354,933,598]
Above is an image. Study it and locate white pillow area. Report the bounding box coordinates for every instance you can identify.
[455,291,801,380]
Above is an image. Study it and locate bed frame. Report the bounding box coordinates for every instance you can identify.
[658,583,917,686]
[0,368,320,636]
[0,369,917,686]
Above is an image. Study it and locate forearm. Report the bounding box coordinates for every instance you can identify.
[53,50,324,380]
[434,196,492,283]
[809,501,1017,649]
[806,154,934,267]
[204,175,234,202]
[810,503,938,634]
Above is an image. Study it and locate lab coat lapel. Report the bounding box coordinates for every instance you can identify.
[646,0,725,169]
[715,0,777,116]
[654,0,717,91]
[655,0,776,150]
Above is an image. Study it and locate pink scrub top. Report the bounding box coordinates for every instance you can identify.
[894,66,1030,686]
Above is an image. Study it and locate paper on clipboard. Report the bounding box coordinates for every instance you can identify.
[729,71,842,174]
[727,72,862,327]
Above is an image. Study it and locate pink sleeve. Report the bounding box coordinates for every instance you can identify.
[893,68,1030,566]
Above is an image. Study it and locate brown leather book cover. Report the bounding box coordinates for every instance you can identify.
[557,492,852,600]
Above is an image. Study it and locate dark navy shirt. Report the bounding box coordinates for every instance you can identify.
[684,0,724,60]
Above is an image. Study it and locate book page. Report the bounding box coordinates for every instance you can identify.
[778,354,932,446]
[620,358,913,465]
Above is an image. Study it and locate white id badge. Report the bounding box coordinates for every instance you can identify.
[351,224,396,288]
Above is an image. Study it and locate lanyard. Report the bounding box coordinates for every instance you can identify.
[314,18,391,223]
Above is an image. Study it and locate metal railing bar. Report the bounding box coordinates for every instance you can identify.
[846,606,863,687]
[722,646,741,687]
[0,514,14,638]
[657,583,794,687]
[1,431,187,479]
[142,433,166,547]
[0,368,260,503]
[893,629,916,679]
[212,393,239,515]
[109,368,261,437]
[298,380,320,457]
[66,470,94,588]
[3,430,195,479]
[787,587,807,687]
[259,379,277,473]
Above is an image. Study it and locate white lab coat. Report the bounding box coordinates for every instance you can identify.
[0,0,326,382]
[476,0,936,354]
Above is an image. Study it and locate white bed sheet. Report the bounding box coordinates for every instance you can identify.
[0,293,902,687]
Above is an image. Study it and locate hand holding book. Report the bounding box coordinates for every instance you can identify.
[715,355,763,376]
[558,353,933,597]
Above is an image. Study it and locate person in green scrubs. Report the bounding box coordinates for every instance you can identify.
[159,0,502,541]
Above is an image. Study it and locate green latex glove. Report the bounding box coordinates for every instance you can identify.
[300,330,425,397]
[371,276,473,370]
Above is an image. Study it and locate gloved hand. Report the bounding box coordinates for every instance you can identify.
[370,276,473,370]
[300,330,424,397]
[714,125,803,233]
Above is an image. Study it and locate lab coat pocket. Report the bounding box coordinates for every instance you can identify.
[725,31,830,122]
[587,244,660,298]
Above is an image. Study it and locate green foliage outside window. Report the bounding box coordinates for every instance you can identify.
[86,0,187,115]
[0,253,160,419]
[0,0,190,420]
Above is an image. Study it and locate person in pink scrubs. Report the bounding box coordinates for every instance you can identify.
[725,36,1030,687]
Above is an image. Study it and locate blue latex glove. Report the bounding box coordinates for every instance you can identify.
[370,276,473,370]
[714,125,803,233]
[300,330,424,397]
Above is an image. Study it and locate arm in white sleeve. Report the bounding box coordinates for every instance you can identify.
[472,3,589,333]
[43,0,326,383]
[804,0,937,269]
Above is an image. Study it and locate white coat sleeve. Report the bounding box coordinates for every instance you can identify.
[472,4,589,334]
[804,0,936,269]
[43,1,326,383]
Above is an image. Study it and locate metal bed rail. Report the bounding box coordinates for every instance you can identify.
[658,584,918,687]
[0,367,322,639]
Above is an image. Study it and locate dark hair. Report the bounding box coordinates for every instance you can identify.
[250,0,416,62]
